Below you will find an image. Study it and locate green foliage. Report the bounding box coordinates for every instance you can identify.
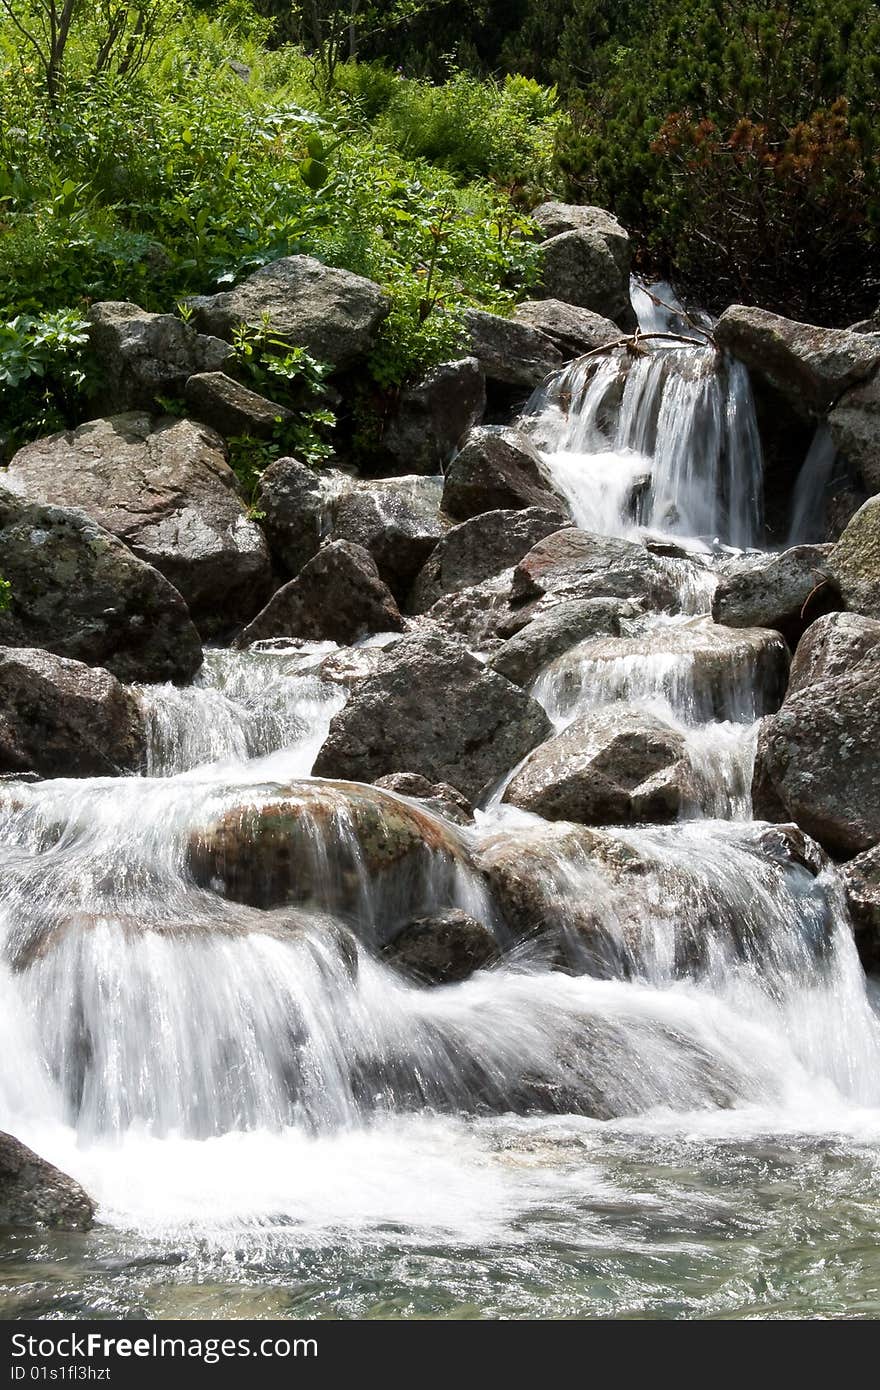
[231,315,336,478]
[0,574,10,611]
[0,308,91,458]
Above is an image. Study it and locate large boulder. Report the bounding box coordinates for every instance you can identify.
[331,476,445,597]
[441,425,567,520]
[184,371,292,439]
[383,909,499,984]
[489,598,637,686]
[752,646,880,855]
[311,631,552,802]
[236,540,404,647]
[0,1133,94,1231]
[828,373,880,495]
[408,508,568,613]
[841,846,880,971]
[787,611,880,696]
[503,707,693,825]
[0,488,202,684]
[531,204,635,329]
[418,574,520,654]
[4,413,272,631]
[254,455,330,578]
[711,544,837,643]
[0,647,145,778]
[86,300,233,413]
[826,495,880,618]
[187,255,391,369]
[715,306,880,417]
[379,357,486,474]
[512,299,621,358]
[464,309,563,392]
[510,528,681,612]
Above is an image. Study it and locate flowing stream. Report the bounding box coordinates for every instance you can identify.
[2,285,879,1321]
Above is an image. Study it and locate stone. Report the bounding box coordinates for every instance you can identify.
[236,540,404,647]
[503,707,693,824]
[254,455,331,578]
[373,772,473,825]
[331,476,445,597]
[464,309,563,391]
[841,846,880,971]
[441,425,567,521]
[0,487,202,684]
[715,306,880,417]
[512,299,621,358]
[531,205,635,329]
[383,909,499,984]
[187,255,391,369]
[380,357,486,474]
[184,371,292,439]
[828,373,880,495]
[489,598,637,686]
[510,528,681,612]
[787,611,880,696]
[0,647,145,778]
[5,413,272,632]
[86,300,233,412]
[711,544,838,643]
[531,201,627,240]
[752,646,880,855]
[827,495,880,618]
[311,631,552,802]
[408,508,568,613]
[418,573,519,655]
[0,1131,95,1231]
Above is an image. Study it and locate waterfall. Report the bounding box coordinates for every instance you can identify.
[788,423,838,545]
[1,281,877,1322]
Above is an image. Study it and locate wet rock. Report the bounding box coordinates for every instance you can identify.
[512,300,620,358]
[0,1131,95,1231]
[827,495,880,618]
[711,544,838,644]
[184,371,292,439]
[510,528,681,612]
[0,647,145,778]
[373,772,473,825]
[383,910,499,984]
[419,573,519,654]
[254,455,330,578]
[787,611,880,695]
[187,255,391,369]
[313,644,388,688]
[841,846,880,971]
[236,540,404,647]
[311,631,552,801]
[5,413,272,632]
[752,646,880,855]
[531,205,635,329]
[408,508,568,614]
[489,598,637,686]
[441,426,567,521]
[0,487,202,684]
[828,373,880,495]
[464,309,563,391]
[187,779,469,916]
[380,357,486,474]
[715,306,880,417]
[331,476,445,597]
[503,707,693,825]
[86,300,233,413]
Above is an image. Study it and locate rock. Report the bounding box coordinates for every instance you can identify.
[711,544,837,643]
[86,300,233,412]
[827,495,880,618]
[5,413,272,632]
[531,205,635,329]
[841,846,880,971]
[313,643,388,688]
[0,1131,95,1231]
[0,487,202,684]
[187,779,469,919]
[787,611,880,696]
[331,476,445,597]
[254,455,330,578]
[464,309,563,391]
[408,508,568,613]
[715,306,880,417]
[828,373,880,494]
[510,528,681,612]
[503,707,693,825]
[0,647,145,778]
[419,574,519,654]
[752,646,880,855]
[380,357,486,474]
[383,909,499,984]
[373,772,473,825]
[441,425,567,521]
[531,201,626,240]
[184,371,292,439]
[512,299,621,358]
[311,631,552,802]
[489,598,637,686]
[236,540,404,647]
[187,255,391,369]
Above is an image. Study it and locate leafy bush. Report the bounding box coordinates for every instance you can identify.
[0,309,91,460]
[0,574,10,610]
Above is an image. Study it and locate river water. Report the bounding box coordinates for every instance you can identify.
[2,285,879,1321]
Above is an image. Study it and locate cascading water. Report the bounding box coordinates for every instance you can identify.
[2,282,879,1322]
